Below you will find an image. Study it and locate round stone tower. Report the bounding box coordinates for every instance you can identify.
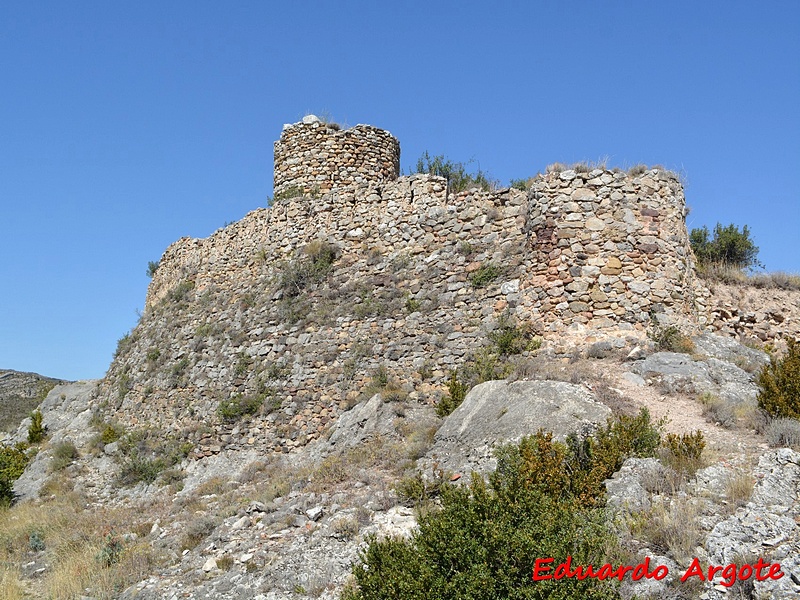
[273,115,400,198]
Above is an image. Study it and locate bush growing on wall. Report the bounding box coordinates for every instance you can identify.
[415,152,497,194]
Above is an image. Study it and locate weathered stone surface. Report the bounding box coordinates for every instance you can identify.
[704,450,800,599]
[423,380,611,476]
[605,457,666,513]
[12,380,99,501]
[631,351,758,404]
[693,333,770,372]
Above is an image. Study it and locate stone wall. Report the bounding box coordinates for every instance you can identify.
[118,167,721,458]
[526,168,710,331]
[273,116,400,198]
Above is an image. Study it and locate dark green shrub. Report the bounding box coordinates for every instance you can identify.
[168,279,195,302]
[488,314,539,356]
[757,339,800,420]
[345,411,663,600]
[690,223,761,270]
[509,178,531,191]
[217,394,263,422]
[96,532,123,567]
[0,443,29,504]
[118,455,165,485]
[146,348,161,362]
[469,263,503,288]
[116,428,192,486]
[500,408,662,508]
[100,422,123,444]
[28,531,46,551]
[436,371,468,417]
[146,260,159,278]
[27,409,46,443]
[114,332,133,359]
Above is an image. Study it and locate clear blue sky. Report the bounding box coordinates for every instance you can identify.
[2,1,798,381]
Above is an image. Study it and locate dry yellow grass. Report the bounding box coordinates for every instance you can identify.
[0,497,164,600]
[0,566,24,600]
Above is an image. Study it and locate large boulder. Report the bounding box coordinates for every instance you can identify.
[693,333,770,373]
[630,351,758,405]
[423,380,612,477]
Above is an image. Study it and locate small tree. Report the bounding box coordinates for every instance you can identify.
[690,223,761,270]
[27,409,46,444]
[146,260,160,278]
[757,339,800,420]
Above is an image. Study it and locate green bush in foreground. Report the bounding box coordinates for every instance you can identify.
[757,339,800,420]
[344,409,662,600]
[0,443,29,505]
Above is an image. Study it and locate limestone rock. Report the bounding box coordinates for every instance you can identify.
[423,380,611,476]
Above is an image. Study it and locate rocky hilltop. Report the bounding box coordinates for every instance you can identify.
[4,117,800,600]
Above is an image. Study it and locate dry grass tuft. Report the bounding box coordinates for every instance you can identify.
[698,392,737,428]
[636,497,702,564]
[698,262,800,291]
[0,566,24,600]
[724,472,754,512]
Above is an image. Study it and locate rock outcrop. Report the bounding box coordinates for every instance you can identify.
[423,380,612,476]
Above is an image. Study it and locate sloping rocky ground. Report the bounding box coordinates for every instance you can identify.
[7,330,800,599]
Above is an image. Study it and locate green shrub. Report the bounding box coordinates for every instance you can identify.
[168,279,195,302]
[96,532,123,567]
[118,455,165,486]
[509,178,531,191]
[217,394,264,422]
[114,332,133,359]
[116,428,192,486]
[414,151,497,194]
[436,371,468,417]
[498,408,662,508]
[343,410,664,600]
[488,313,539,356]
[757,339,800,420]
[661,431,706,475]
[469,263,503,288]
[690,223,761,270]
[0,443,29,504]
[27,409,46,444]
[146,260,159,278]
[146,348,161,362]
[99,422,123,444]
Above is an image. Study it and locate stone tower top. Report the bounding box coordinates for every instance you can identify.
[273,115,400,198]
